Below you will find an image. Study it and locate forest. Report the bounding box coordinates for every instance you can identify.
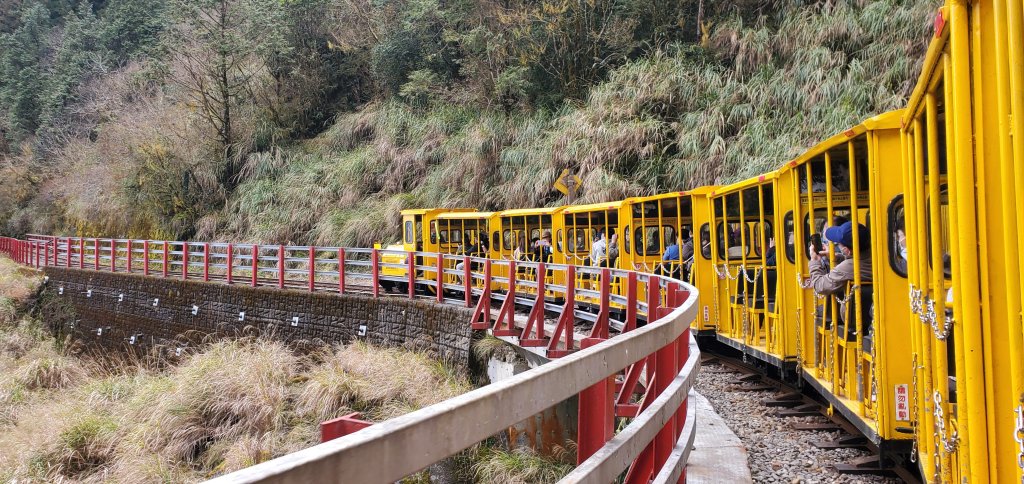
[0,0,937,245]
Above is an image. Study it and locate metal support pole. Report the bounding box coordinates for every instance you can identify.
[126,240,133,273]
[338,248,346,294]
[308,247,316,292]
[182,243,189,280]
[204,242,210,281]
[110,239,116,272]
[162,241,168,278]
[143,240,149,276]
[226,243,232,284]
[407,253,416,299]
[277,245,285,289]
[94,239,100,271]
[251,245,258,287]
[371,249,380,298]
[437,252,444,303]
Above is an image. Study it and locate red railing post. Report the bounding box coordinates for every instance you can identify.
[337,248,346,294]
[66,238,72,268]
[162,241,169,277]
[577,338,614,465]
[182,243,189,280]
[407,252,416,299]
[79,238,84,269]
[127,239,133,273]
[251,244,259,287]
[203,242,210,281]
[308,246,316,292]
[143,240,150,275]
[463,255,472,307]
[436,252,444,303]
[33,242,38,268]
[371,248,380,298]
[44,241,49,268]
[226,243,233,284]
[492,260,519,337]
[277,245,285,289]
[624,271,638,332]
[110,239,116,272]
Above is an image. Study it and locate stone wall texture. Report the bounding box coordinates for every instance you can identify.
[40,267,475,365]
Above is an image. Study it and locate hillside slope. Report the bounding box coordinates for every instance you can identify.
[0,0,937,245]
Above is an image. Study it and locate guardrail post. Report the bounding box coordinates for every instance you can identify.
[624,271,638,332]
[226,243,232,284]
[162,241,169,277]
[337,248,346,294]
[469,260,492,329]
[463,256,472,307]
[371,248,379,298]
[436,252,444,303]
[520,262,549,347]
[407,252,416,299]
[44,241,49,268]
[585,268,612,342]
[182,243,189,280]
[78,238,83,269]
[251,244,259,287]
[110,239,116,272]
[308,246,316,292]
[277,245,285,289]
[204,242,210,281]
[33,242,38,268]
[67,238,72,268]
[126,239,133,273]
[578,336,614,465]
[143,240,150,275]
[546,264,576,358]
[492,260,520,337]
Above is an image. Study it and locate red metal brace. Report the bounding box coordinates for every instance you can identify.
[546,264,577,358]
[519,262,549,347]
[469,260,492,330]
[584,268,612,345]
[320,412,373,443]
[492,260,521,337]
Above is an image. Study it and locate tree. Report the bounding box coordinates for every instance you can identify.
[0,3,51,136]
[166,0,288,191]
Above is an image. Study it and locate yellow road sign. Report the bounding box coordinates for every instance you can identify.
[554,169,582,195]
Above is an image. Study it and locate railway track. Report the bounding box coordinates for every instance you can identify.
[698,344,921,484]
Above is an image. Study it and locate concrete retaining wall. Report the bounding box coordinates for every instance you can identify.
[40,267,475,365]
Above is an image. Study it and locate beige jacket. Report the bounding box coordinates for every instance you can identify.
[808,255,872,296]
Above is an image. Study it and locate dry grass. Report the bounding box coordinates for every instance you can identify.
[0,332,474,482]
[473,446,575,484]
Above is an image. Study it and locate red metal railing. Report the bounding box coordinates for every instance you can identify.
[4,234,699,483]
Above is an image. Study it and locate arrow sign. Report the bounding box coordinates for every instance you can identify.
[554,169,583,196]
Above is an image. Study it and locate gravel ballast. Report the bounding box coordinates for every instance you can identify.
[695,360,903,484]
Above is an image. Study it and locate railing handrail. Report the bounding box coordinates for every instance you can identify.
[1,234,700,484]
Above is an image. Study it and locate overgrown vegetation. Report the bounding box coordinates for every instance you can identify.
[0,0,938,244]
[0,255,478,481]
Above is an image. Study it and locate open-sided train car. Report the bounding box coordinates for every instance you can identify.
[901,1,1024,481]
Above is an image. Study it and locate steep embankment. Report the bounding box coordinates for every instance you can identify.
[0,0,937,245]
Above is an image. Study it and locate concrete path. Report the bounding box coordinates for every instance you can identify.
[687,392,753,484]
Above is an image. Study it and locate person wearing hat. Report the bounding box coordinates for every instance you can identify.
[805,221,872,295]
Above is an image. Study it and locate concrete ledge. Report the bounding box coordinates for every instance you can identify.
[686,392,752,484]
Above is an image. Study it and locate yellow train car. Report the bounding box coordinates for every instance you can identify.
[901,1,1024,481]
[433,211,500,292]
[680,187,719,332]
[778,110,913,454]
[620,190,714,326]
[492,206,567,298]
[705,172,782,366]
[381,208,474,292]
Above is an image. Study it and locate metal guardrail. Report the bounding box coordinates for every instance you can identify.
[2,235,700,483]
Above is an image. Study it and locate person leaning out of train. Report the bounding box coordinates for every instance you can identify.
[804,222,872,297]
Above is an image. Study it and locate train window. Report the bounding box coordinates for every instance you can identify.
[492,232,500,251]
[566,228,592,253]
[634,225,674,256]
[699,224,711,259]
[750,222,772,256]
[716,222,750,260]
[888,196,907,278]
[502,229,513,251]
[405,221,413,244]
[556,230,563,252]
[783,212,795,263]
[623,226,631,255]
[415,221,423,246]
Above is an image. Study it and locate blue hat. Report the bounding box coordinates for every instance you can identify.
[823,222,869,249]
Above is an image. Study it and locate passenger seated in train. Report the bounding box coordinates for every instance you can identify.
[806,222,873,339]
[727,228,744,258]
[589,230,607,267]
[534,231,553,263]
[661,237,681,279]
